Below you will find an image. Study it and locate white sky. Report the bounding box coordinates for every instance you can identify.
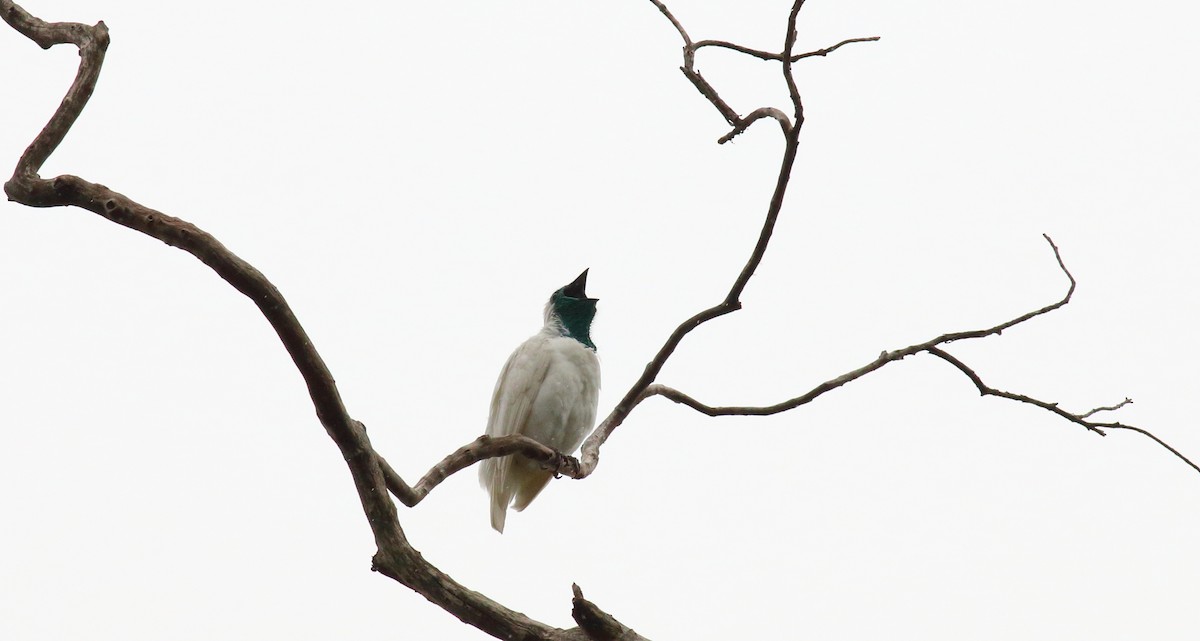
[2,1,1198,639]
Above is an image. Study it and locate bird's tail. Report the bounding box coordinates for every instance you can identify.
[483,456,513,533]
[490,490,509,533]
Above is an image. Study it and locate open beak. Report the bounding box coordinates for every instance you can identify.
[562,269,590,299]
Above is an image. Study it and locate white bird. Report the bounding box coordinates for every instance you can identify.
[480,269,601,533]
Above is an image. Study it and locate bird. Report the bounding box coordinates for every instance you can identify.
[479,269,601,533]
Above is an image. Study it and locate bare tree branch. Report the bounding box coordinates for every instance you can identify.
[381,434,583,507]
[570,0,828,477]
[1079,398,1133,419]
[645,236,1197,476]
[694,36,881,62]
[1,3,108,182]
[926,346,1105,435]
[693,39,781,62]
[648,0,795,139]
[571,585,652,641]
[643,234,1073,418]
[782,1,807,118]
[926,348,1199,473]
[792,36,881,61]
[717,107,791,143]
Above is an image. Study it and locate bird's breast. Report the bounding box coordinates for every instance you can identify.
[522,337,600,452]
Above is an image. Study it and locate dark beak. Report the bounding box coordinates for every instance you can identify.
[562,269,590,299]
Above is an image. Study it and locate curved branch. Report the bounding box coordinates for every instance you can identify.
[717,107,791,144]
[381,435,583,507]
[1103,424,1200,474]
[1,2,109,182]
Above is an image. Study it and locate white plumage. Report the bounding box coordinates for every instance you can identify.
[480,271,600,533]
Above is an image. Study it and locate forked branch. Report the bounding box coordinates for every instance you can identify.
[574,0,877,476]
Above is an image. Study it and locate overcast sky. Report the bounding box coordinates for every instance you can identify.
[2,1,1198,639]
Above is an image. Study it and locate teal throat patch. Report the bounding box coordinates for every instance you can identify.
[550,290,598,350]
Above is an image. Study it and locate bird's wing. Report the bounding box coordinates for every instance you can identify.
[480,333,554,532]
[484,333,553,440]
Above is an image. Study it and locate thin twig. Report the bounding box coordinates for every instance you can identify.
[1079,398,1133,419]
[1103,424,1200,474]
[792,36,880,61]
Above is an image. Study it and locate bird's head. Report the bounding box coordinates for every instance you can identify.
[546,269,598,350]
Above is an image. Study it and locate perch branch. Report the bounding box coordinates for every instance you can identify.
[381,435,583,507]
